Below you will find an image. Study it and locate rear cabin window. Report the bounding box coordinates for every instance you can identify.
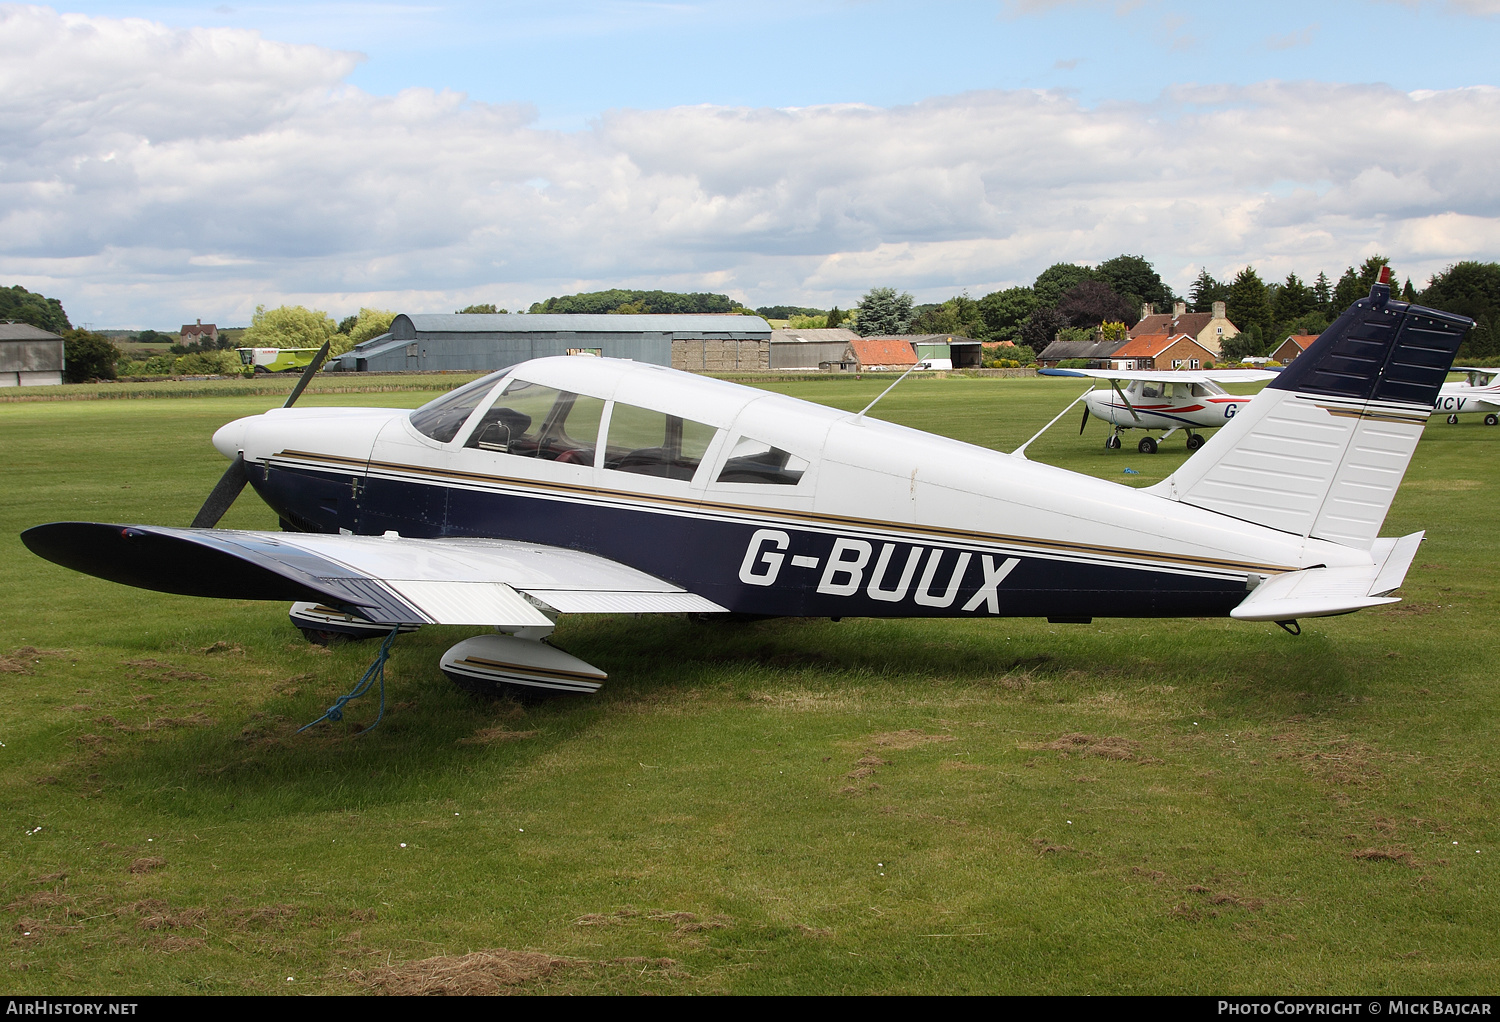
[409,373,503,443]
[603,403,717,481]
[715,437,809,486]
[464,380,604,464]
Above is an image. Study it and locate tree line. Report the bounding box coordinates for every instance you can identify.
[848,256,1500,362]
[8,257,1500,382]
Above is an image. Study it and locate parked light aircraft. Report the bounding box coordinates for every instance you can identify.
[21,273,1473,697]
[1434,367,1500,425]
[1037,367,1278,453]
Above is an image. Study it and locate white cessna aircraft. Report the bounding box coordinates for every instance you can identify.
[1434,367,1500,425]
[1037,367,1278,453]
[22,273,1472,698]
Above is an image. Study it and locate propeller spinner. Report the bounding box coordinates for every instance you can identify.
[189,339,330,529]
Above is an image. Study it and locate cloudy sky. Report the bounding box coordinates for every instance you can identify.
[4,1,1500,328]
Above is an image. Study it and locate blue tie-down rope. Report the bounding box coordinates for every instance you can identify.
[298,624,402,735]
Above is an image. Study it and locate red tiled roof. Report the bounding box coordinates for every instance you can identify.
[1129,311,1214,338]
[848,337,918,366]
[1110,332,1215,359]
[1283,334,1318,349]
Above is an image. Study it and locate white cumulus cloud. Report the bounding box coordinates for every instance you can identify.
[2,4,1499,325]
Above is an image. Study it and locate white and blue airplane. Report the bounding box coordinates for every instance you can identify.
[21,273,1472,697]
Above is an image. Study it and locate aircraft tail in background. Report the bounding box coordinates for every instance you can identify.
[1149,270,1473,550]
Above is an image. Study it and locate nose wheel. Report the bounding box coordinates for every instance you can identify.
[1449,414,1460,424]
[1105,432,1122,450]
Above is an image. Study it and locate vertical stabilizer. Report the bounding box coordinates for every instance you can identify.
[1149,272,1473,548]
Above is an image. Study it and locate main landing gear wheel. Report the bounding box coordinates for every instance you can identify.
[1185,433,1205,451]
[1105,434,1122,450]
[1487,414,1499,426]
[1137,436,1158,454]
[1449,414,1460,424]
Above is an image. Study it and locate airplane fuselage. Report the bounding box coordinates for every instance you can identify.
[1084,382,1248,432]
[219,358,1370,623]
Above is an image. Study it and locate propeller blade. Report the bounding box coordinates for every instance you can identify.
[191,454,249,529]
[1078,403,1091,434]
[282,339,331,409]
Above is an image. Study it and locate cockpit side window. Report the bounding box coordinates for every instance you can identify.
[715,437,809,486]
[1140,382,1162,399]
[409,373,503,444]
[603,403,717,481]
[464,379,604,464]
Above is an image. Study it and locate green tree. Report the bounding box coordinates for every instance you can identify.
[1313,271,1333,310]
[1057,280,1136,329]
[825,306,845,329]
[1220,326,1267,363]
[1420,261,1500,360]
[1333,267,1365,309]
[910,292,986,338]
[977,287,1038,343]
[1189,269,1229,313]
[0,285,71,334]
[1274,272,1317,324]
[457,303,505,314]
[1402,278,1417,302]
[854,287,915,336]
[755,305,825,320]
[243,304,337,351]
[1095,254,1173,315]
[1227,267,1273,335]
[787,314,828,329]
[335,308,399,355]
[530,289,741,315]
[1032,263,1095,308]
[62,329,121,383]
[1020,307,1069,352]
[337,314,359,335]
[1278,311,1332,340]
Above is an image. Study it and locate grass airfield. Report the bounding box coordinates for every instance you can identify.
[0,375,1495,995]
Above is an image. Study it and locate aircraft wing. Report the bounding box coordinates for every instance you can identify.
[21,523,727,626]
[1038,368,1279,384]
[1229,532,1423,622]
[1452,366,1500,374]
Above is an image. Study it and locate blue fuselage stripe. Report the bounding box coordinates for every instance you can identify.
[252,465,1249,619]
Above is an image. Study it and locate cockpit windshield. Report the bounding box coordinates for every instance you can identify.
[409,372,505,443]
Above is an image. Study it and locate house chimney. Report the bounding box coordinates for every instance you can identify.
[1141,302,1152,321]
[1173,301,1186,318]
[1211,301,1225,319]
[196,318,202,327]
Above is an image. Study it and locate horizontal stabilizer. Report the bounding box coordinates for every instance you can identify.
[1230,530,1422,621]
[21,523,727,626]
